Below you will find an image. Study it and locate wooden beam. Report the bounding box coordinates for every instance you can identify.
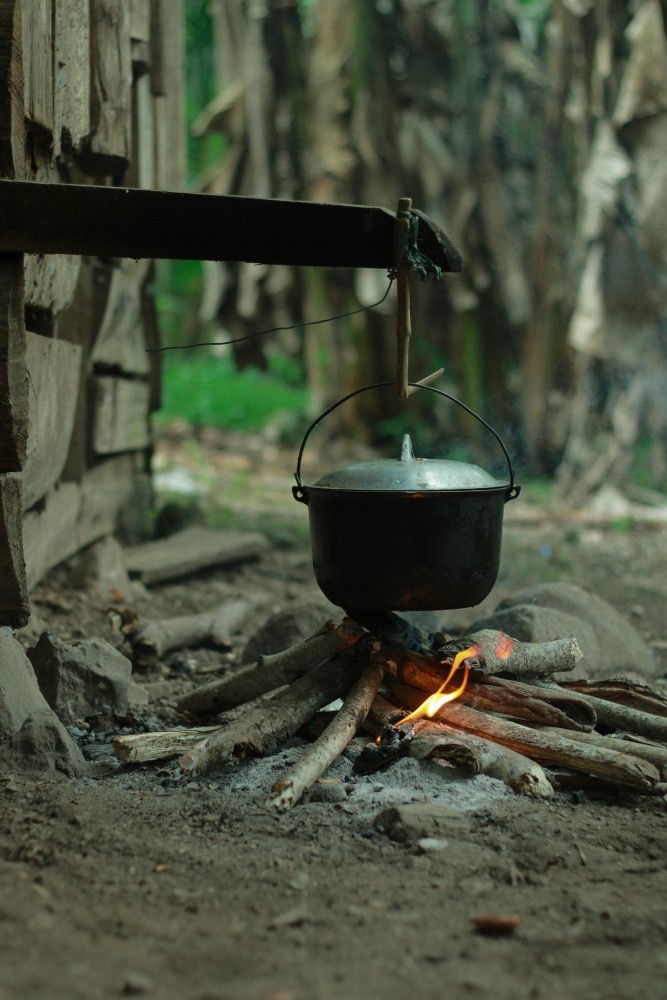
[0,180,461,271]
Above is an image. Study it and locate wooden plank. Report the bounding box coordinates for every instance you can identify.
[91,259,151,374]
[91,376,151,454]
[22,0,53,136]
[127,71,155,189]
[0,0,24,178]
[23,253,82,313]
[23,455,135,590]
[130,0,151,42]
[152,0,186,191]
[0,473,28,627]
[0,253,28,473]
[22,332,82,511]
[124,526,269,585]
[81,0,132,175]
[0,180,417,269]
[54,0,91,156]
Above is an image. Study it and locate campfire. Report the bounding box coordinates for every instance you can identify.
[114,613,667,807]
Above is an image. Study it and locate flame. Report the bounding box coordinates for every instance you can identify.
[395,645,478,726]
[495,633,513,660]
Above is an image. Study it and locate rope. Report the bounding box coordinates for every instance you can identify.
[147,272,396,353]
[397,209,444,282]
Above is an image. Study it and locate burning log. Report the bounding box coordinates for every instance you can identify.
[129,600,252,667]
[370,630,582,690]
[408,722,554,799]
[390,685,660,791]
[179,654,360,775]
[268,663,383,810]
[177,617,365,716]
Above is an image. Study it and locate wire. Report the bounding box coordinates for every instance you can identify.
[146,274,396,353]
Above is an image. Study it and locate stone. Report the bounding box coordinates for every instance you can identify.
[0,629,86,775]
[242,597,340,663]
[60,536,132,602]
[27,633,133,723]
[470,582,658,680]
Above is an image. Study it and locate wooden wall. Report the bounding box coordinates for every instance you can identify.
[0,0,185,627]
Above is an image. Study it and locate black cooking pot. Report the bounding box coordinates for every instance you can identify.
[292,382,520,611]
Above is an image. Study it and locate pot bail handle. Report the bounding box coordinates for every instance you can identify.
[293,381,520,503]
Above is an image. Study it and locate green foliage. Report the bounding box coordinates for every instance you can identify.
[155,355,309,431]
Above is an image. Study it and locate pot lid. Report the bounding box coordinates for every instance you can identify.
[310,434,508,492]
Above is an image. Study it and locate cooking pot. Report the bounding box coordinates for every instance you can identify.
[292,382,520,611]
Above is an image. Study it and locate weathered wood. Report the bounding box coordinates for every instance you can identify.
[177,617,366,716]
[533,726,667,781]
[269,662,384,809]
[0,0,24,178]
[124,525,269,585]
[152,0,186,192]
[128,72,155,190]
[23,455,135,590]
[54,0,90,155]
[130,0,151,43]
[23,254,82,313]
[557,691,667,744]
[114,725,221,763]
[0,180,459,271]
[91,375,151,455]
[22,0,53,136]
[22,332,81,511]
[130,600,254,667]
[391,685,660,791]
[561,678,667,718]
[408,721,553,799]
[91,260,151,374]
[81,0,132,175]
[0,474,28,627]
[180,656,360,775]
[0,254,27,472]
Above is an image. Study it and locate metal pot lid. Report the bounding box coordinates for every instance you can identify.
[310,434,508,492]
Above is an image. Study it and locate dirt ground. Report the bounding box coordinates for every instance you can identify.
[2,433,667,1000]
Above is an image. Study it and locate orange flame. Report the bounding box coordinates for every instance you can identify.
[495,633,513,660]
[395,645,478,726]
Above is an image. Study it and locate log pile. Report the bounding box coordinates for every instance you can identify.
[113,616,667,808]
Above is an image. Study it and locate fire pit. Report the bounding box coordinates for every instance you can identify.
[114,613,667,809]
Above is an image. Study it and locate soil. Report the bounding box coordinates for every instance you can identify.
[2,431,667,1000]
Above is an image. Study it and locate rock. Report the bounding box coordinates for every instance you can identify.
[470,582,658,680]
[0,630,86,775]
[0,709,87,776]
[27,633,133,723]
[242,597,340,663]
[60,536,132,602]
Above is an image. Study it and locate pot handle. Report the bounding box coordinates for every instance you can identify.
[293,381,520,503]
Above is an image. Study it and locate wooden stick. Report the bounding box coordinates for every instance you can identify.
[179,655,360,775]
[371,632,582,695]
[530,726,667,780]
[395,196,412,398]
[129,600,252,666]
[407,367,445,397]
[555,691,667,744]
[177,617,365,716]
[461,680,589,731]
[389,686,659,790]
[409,721,553,799]
[268,663,384,810]
[561,678,667,718]
[113,726,221,764]
[482,676,597,729]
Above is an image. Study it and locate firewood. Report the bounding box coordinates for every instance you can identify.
[530,726,667,780]
[179,654,360,775]
[482,676,597,729]
[408,721,553,799]
[268,662,384,809]
[113,725,221,764]
[370,631,582,691]
[460,680,589,731]
[129,600,253,666]
[390,686,660,791]
[554,691,667,744]
[561,678,667,718]
[177,617,365,716]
